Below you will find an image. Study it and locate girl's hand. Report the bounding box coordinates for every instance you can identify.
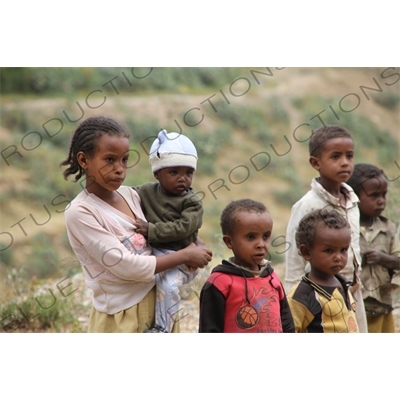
[135,218,149,237]
[154,240,212,274]
[195,236,206,248]
[183,242,212,269]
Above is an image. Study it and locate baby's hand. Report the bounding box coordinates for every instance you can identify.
[135,218,149,237]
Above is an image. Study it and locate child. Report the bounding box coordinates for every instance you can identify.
[133,129,203,333]
[60,116,212,333]
[284,125,368,332]
[347,163,400,332]
[287,208,359,333]
[198,199,295,333]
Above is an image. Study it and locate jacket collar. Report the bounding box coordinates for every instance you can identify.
[371,216,390,233]
[213,259,274,278]
[311,177,359,209]
[302,273,352,300]
[361,216,391,243]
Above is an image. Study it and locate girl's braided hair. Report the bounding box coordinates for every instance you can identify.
[60,116,129,182]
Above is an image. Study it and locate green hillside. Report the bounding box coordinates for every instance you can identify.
[1,67,399,331]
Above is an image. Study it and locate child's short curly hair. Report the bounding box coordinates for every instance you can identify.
[295,208,350,249]
[309,125,353,157]
[346,163,385,196]
[220,199,267,235]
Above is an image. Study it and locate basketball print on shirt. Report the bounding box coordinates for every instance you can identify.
[319,293,359,333]
[236,305,259,329]
[234,287,282,332]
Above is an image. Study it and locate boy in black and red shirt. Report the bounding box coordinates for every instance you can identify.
[199,199,294,333]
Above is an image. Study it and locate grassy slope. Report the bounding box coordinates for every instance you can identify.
[0,67,399,330]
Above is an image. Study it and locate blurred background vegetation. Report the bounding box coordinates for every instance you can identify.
[1,67,399,331]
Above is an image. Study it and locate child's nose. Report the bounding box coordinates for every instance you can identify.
[114,161,124,173]
[333,252,341,261]
[257,239,266,248]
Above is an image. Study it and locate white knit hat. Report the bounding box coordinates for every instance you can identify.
[149,129,198,172]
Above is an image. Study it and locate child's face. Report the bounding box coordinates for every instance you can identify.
[223,211,273,271]
[77,134,130,194]
[310,138,354,186]
[154,166,194,196]
[300,225,351,277]
[357,174,387,218]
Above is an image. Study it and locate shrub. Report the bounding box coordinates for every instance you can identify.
[25,233,60,279]
[0,264,88,332]
[0,243,12,267]
[373,91,400,110]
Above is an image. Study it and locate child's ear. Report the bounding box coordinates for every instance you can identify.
[77,151,88,169]
[309,156,320,171]
[299,244,312,261]
[223,235,233,250]
[153,171,159,180]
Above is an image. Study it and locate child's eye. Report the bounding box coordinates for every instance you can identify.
[263,233,271,240]
[324,248,333,253]
[106,157,114,162]
[341,248,348,253]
